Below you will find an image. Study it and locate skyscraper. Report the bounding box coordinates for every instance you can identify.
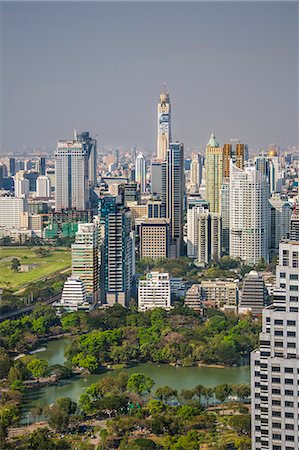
[205,133,223,213]
[9,158,16,177]
[190,153,203,191]
[197,211,222,266]
[187,205,206,259]
[251,240,299,450]
[99,196,134,306]
[135,152,146,193]
[76,131,98,187]
[220,179,230,254]
[223,140,247,177]
[151,159,163,197]
[161,143,184,257]
[14,171,29,198]
[71,223,99,304]
[229,161,269,265]
[157,86,171,160]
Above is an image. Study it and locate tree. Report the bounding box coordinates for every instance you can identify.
[26,427,71,450]
[11,258,20,272]
[34,247,51,258]
[71,353,98,372]
[180,389,194,402]
[155,386,177,403]
[126,438,158,449]
[147,399,166,415]
[0,349,11,378]
[229,414,251,435]
[214,384,232,403]
[232,384,251,401]
[27,358,48,381]
[127,373,154,396]
[202,386,214,407]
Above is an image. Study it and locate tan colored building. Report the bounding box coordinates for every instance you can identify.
[205,133,223,213]
[140,219,169,260]
[126,201,147,224]
[201,280,238,308]
[185,284,203,313]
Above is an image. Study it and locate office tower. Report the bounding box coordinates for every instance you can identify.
[14,171,30,198]
[197,211,222,266]
[54,276,89,312]
[151,159,163,197]
[187,205,206,259]
[131,146,137,163]
[0,165,5,189]
[239,271,267,316]
[190,153,203,191]
[55,138,90,212]
[99,196,134,306]
[205,133,223,213]
[147,200,162,218]
[0,197,28,229]
[118,182,141,205]
[157,87,171,160]
[135,152,146,193]
[138,272,171,312]
[39,157,46,175]
[161,143,184,257]
[220,179,230,254]
[76,131,97,187]
[251,240,299,450]
[36,176,51,198]
[290,205,299,241]
[229,161,269,265]
[72,223,99,304]
[9,158,16,177]
[115,148,119,166]
[269,197,292,257]
[140,219,169,260]
[184,285,203,313]
[223,143,231,178]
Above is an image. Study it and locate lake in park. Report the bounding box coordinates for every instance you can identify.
[22,338,250,418]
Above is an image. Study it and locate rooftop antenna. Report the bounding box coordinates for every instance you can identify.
[163,81,167,94]
[74,128,77,140]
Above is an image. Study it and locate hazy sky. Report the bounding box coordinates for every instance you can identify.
[1,1,298,154]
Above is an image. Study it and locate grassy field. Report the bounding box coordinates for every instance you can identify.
[0,247,71,291]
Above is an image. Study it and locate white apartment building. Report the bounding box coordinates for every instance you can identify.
[187,205,206,258]
[135,152,146,193]
[14,171,30,198]
[230,161,269,265]
[138,272,171,312]
[36,175,51,198]
[251,240,299,450]
[0,196,28,229]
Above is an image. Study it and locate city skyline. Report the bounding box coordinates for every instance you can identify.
[1,1,298,153]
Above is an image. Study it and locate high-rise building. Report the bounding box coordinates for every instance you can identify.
[72,223,99,304]
[99,196,134,306]
[289,204,299,241]
[197,211,222,266]
[220,179,230,254]
[190,153,203,191]
[223,140,247,177]
[239,271,267,316]
[205,133,223,213]
[36,157,46,176]
[76,131,98,187]
[229,161,269,265]
[55,138,90,211]
[157,86,171,161]
[251,240,299,450]
[138,272,171,312]
[151,159,163,197]
[36,176,51,198]
[269,197,292,257]
[140,219,169,260]
[187,205,206,259]
[135,152,146,193]
[161,143,184,257]
[14,171,30,198]
[118,182,141,206]
[9,158,16,177]
[147,199,162,218]
[0,197,28,229]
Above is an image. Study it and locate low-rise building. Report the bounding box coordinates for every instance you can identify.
[140,219,169,260]
[53,276,92,312]
[184,284,203,313]
[201,280,238,309]
[138,271,171,311]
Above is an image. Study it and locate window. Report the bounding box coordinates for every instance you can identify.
[285,424,294,430]
[290,285,298,291]
[286,436,295,442]
[280,272,286,278]
[290,274,298,280]
[290,296,298,302]
[272,423,281,429]
[273,411,281,417]
[266,317,270,323]
[285,379,294,385]
[285,401,294,407]
[275,320,283,325]
[287,331,296,337]
[290,307,298,312]
[285,412,294,418]
[287,320,296,326]
[285,390,293,396]
[275,330,283,336]
[287,343,296,348]
[272,366,280,372]
[272,377,281,383]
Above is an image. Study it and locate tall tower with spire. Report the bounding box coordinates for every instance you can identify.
[157,84,172,161]
[205,132,224,213]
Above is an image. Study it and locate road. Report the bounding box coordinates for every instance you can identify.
[0,292,61,322]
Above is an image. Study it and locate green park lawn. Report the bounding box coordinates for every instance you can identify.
[0,247,71,291]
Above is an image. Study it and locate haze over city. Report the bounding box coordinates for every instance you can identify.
[1,1,298,153]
